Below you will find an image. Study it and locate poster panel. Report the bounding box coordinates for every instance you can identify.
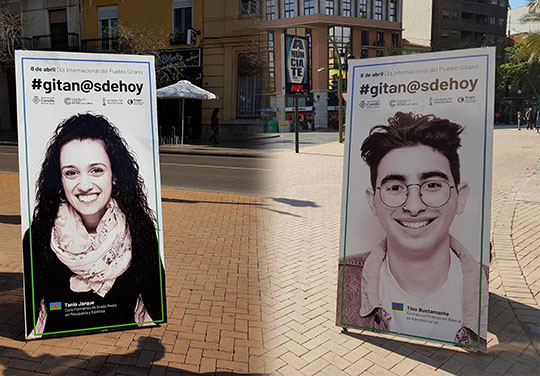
[15,50,166,339]
[284,34,310,95]
[337,48,494,351]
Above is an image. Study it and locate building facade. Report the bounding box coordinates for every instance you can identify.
[82,0,205,140]
[262,0,403,129]
[402,0,508,64]
[0,0,82,138]
[507,4,540,38]
[200,0,266,138]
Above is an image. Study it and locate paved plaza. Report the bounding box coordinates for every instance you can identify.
[0,127,539,375]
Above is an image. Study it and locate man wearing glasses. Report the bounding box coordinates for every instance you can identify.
[337,112,488,350]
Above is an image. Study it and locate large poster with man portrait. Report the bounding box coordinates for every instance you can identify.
[337,48,494,351]
[15,50,166,339]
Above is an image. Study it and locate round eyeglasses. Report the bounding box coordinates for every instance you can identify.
[377,180,456,208]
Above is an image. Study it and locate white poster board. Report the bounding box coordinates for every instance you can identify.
[16,50,166,339]
[337,48,494,351]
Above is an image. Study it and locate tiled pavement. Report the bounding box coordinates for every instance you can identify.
[0,127,539,375]
[261,128,540,375]
[0,174,269,375]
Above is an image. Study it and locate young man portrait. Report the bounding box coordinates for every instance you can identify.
[337,112,488,350]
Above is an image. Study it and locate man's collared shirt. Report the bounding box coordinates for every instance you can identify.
[337,236,488,351]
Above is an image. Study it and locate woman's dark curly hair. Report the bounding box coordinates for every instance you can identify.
[30,113,163,320]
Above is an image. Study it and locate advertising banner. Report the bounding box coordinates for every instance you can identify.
[337,48,494,351]
[284,34,310,95]
[15,50,166,339]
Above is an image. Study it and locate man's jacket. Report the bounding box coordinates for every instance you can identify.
[336,236,488,351]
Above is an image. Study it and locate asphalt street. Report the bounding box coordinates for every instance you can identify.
[0,145,271,195]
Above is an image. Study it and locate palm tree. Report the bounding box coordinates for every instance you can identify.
[520,0,540,62]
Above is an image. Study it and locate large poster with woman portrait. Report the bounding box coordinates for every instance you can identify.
[337,48,494,351]
[15,50,166,339]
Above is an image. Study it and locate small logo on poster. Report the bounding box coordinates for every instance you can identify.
[392,302,404,311]
[127,98,144,106]
[50,302,62,311]
[64,97,93,106]
[389,99,396,107]
[457,95,477,104]
[32,96,55,105]
[359,100,366,109]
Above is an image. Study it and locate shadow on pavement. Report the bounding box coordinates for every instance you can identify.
[272,198,320,208]
[339,291,540,373]
[0,214,20,225]
[0,335,260,375]
[163,197,266,207]
[163,196,304,218]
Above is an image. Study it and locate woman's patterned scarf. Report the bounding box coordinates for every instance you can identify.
[50,199,132,297]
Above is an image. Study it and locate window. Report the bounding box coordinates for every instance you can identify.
[284,0,295,18]
[98,6,118,51]
[498,18,505,26]
[361,49,369,58]
[376,31,384,46]
[172,0,192,44]
[376,50,384,57]
[442,10,449,19]
[392,32,400,47]
[266,0,276,20]
[441,29,449,38]
[358,0,367,18]
[491,0,497,5]
[451,11,458,20]
[267,32,275,92]
[237,54,262,118]
[361,30,369,45]
[49,8,68,50]
[304,0,315,15]
[342,0,351,17]
[450,30,459,38]
[389,0,396,21]
[326,0,334,15]
[499,0,506,7]
[328,26,351,70]
[240,0,259,15]
[489,16,495,24]
[374,0,383,20]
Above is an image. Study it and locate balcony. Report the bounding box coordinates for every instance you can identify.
[81,38,119,53]
[23,33,79,51]
[169,32,187,45]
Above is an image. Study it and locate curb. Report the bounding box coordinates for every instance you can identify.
[159,147,269,158]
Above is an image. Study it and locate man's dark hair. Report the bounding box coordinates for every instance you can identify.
[361,112,464,189]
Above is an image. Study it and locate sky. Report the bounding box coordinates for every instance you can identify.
[510,0,532,9]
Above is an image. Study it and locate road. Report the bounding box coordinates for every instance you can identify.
[0,145,271,195]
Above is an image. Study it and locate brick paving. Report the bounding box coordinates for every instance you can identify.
[262,128,540,375]
[0,173,268,375]
[0,127,539,375]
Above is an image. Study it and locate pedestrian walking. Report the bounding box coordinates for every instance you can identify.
[526,107,534,130]
[209,108,219,144]
[536,109,540,133]
[517,111,522,130]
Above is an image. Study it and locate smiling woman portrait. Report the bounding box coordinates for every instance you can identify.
[23,113,166,338]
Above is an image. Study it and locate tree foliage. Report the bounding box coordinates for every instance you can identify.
[497,42,540,100]
[0,5,24,68]
[114,22,191,87]
[519,0,540,63]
